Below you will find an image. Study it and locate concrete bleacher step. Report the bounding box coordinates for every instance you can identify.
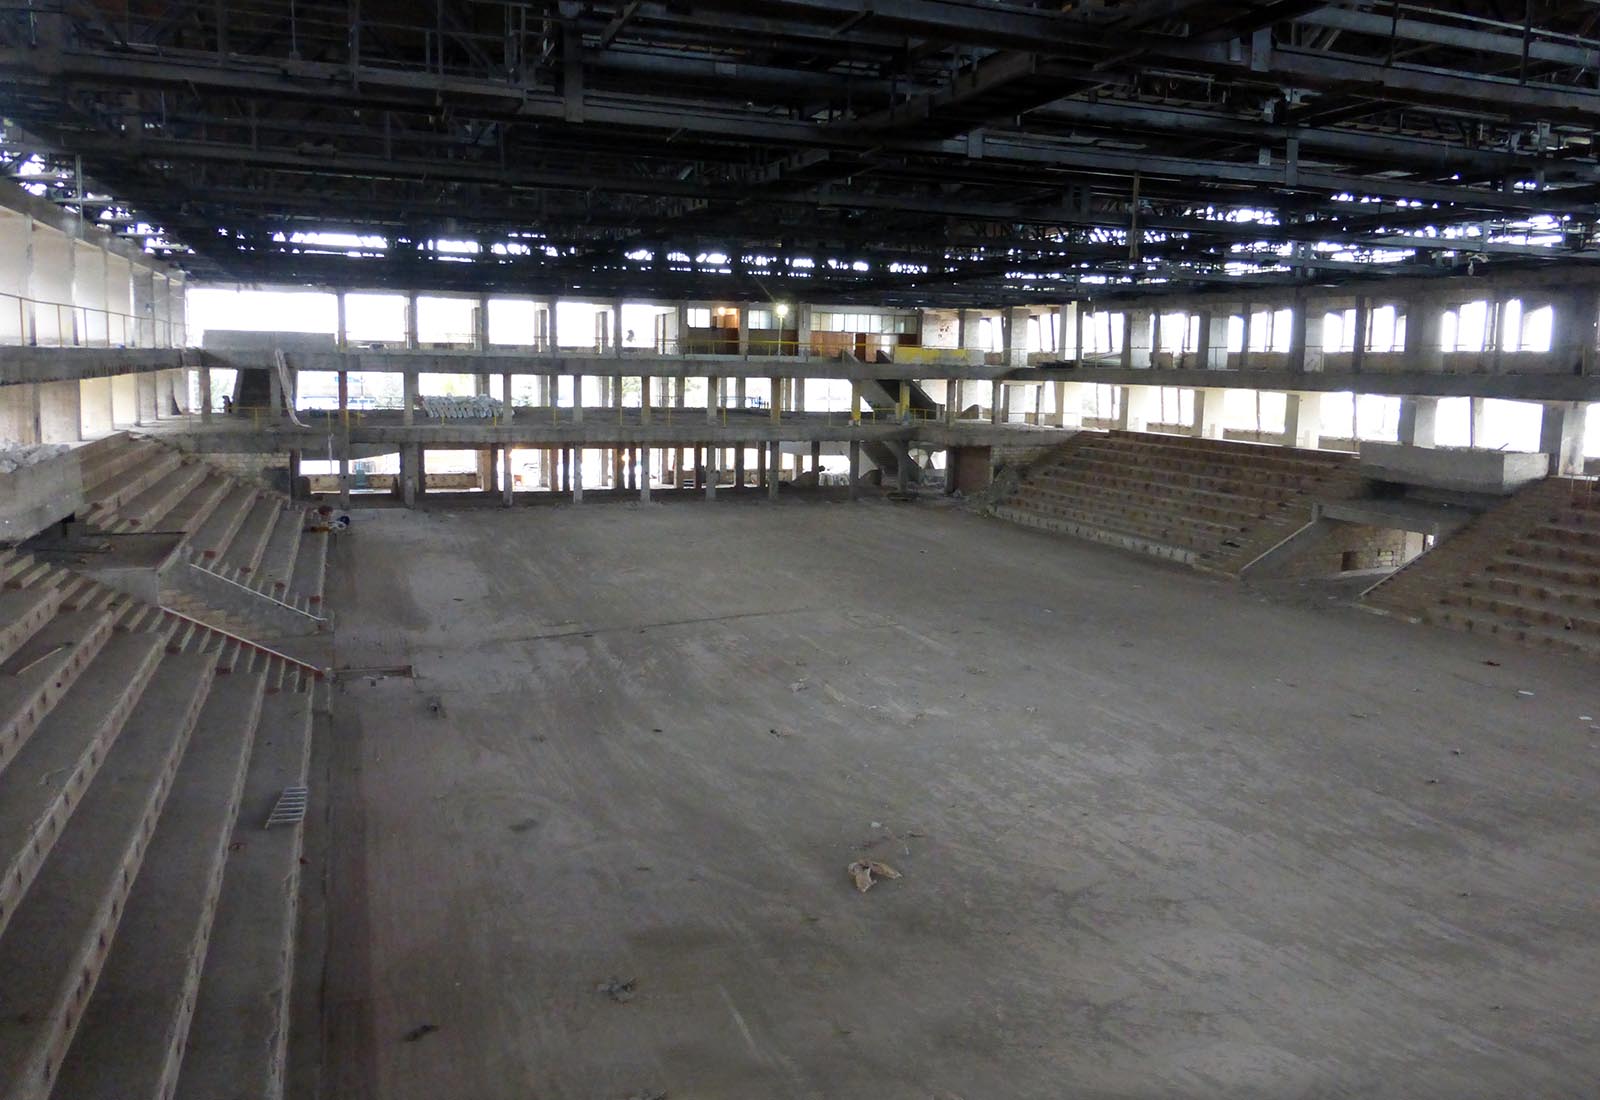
[114,461,209,531]
[0,631,163,941]
[0,608,114,778]
[174,688,315,1100]
[49,671,268,1100]
[1489,553,1600,588]
[1480,571,1600,612]
[1431,606,1600,658]
[160,475,232,537]
[218,498,283,578]
[1030,471,1274,525]
[0,650,215,1100]
[255,505,304,598]
[190,488,259,562]
[1446,588,1600,636]
[77,439,156,495]
[0,586,59,665]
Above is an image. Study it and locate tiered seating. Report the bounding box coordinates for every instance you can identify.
[1429,480,1600,658]
[74,434,329,621]
[993,430,1355,570]
[0,544,320,1100]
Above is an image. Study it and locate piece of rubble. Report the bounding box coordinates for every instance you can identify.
[847,859,902,893]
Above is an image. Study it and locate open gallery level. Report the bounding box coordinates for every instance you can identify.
[2,3,1599,1098]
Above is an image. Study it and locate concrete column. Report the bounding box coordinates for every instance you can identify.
[1284,392,1321,449]
[1540,401,1589,475]
[768,442,780,499]
[135,374,159,425]
[402,371,417,425]
[735,377,747,411]
[796,304,812,358]
[770,377,781,423]
[545,296,559,351]
[1003,306,1029,368]
[640,375,652,424]
[336,290,348,351]
[405,291,419,349]
[757,440,767,489]
[1405,298,1446,372]
[573,447,584,502]
[848,440,861,499]
[1398,396,1439,448]
[1195,387,1227,439]
[612,302,623,358]
[735,446,745,487]
[850,380,862,424]
[737,305,749,355]
[945,379,961,425]
[640,448,652,501]
[502,446,514,505]
[811,440,822,472]
[793,377,806,413]
[705,445,719,500]
[1286,298,1324,373]
[339,442,351,509]
[571,374,584,423]
[707,376,720,423]
[1350,297,1369,374]
[1469,397,1487,448]
[1194,311,1229,370]
[1123,311,1152,369]
[1550,289,1599,374]
[400,444,419,506]
[990,380,1003,424]
[1118,385,1158,432]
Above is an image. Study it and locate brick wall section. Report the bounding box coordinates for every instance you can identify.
[1364,478,1587,618]
[1271,523,1412,579]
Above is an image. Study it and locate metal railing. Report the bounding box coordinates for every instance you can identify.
[0,289,182,349]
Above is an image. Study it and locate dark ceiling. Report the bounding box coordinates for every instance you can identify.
[4,1,1600,305]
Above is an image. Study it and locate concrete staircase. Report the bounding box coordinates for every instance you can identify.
[1366,477,1600,658]
[74,434,330,630]
[991,429,1358,573]
[0,545,319,1100]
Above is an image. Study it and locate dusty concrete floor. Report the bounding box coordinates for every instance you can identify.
[311,498,1600,1100]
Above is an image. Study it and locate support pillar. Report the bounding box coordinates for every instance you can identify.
[1398,396,1439,448]
[572,448,584,502]
[402,371,417,425]
[502,446,514,506]
[639,448,652,501]
[1284,392,1322,449]
[705,445,719,500]
[768,442,780,499]
[1117,385,1158,432]
[400,444,419,507]
[1195,387,1227,440]
[571,374,584,423]
[811,440,822,472]
[1540,401,1589,475]
[849,440,861,499]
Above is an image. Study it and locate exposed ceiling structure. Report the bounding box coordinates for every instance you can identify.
[4,1,1600,305]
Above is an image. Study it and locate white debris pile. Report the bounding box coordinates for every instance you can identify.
[419,395,504,420]
[0,443,71,475]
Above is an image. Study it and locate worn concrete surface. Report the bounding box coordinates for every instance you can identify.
[313,498,1600,1100]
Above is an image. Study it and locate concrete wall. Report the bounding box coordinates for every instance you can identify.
[36,380,80,442]
[79,376,113,437]
[110,372,138,427]
[0,384,35,444]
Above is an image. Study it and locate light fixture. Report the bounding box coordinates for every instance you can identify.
[775,303,790,320]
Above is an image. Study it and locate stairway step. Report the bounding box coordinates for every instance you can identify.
[289,529,329,608]
[85,449,183,515]
[0,630,163,941]
[190,489,258,562]
[218,497,279,576]
[118,461,209,530]
[256,506,303,596]
[174,689,315,1100]
[0,610,115,780]
[0,650,215,1100]
[161,475,231,538]
[51,671,268,1100]
[0,587,59,667]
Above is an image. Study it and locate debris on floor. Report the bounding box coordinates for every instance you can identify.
[401,1023,439,1042]
[596,977,637,1003]
[427,695,446,717]
[1517,689,1535,697]
[848,859,902,893]
[508,817,539,833]
[623,1090,667,1100]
